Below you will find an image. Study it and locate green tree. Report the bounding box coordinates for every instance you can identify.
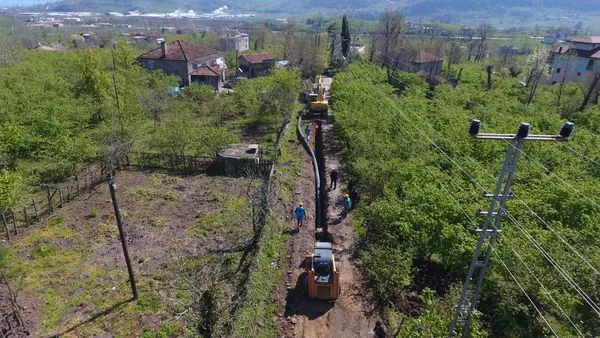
[0,171,23,212]
[341,14,351,58]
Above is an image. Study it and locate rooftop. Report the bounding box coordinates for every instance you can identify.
[218,144,259,159]
[190,64,222,77]
[568,36,600,44]
[138,40,218,61]
[240,52,275,64]
[412,50,444,63]
[552,44,600,59]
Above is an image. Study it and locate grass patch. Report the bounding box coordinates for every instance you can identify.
[149,217,168,228]
[189,195,250,237]
[231,117,299,338]
[149,173,183,186]
[127,187,181,202]
[231,218,289,338]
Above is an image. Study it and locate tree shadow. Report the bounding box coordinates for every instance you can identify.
[283,272,334,320]
[46,298,133,338]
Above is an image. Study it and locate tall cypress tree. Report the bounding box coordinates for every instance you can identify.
[341,15,350,57]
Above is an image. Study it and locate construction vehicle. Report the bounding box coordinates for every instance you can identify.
[306,241,340,300]
[308,75,329,116]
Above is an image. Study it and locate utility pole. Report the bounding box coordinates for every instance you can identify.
[108,171,138,300]
[448,120,575,337]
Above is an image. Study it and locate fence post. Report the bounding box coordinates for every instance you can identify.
[45,185,53,213]
[1,213,9,241]
[75,175,80,195]
[58,189,64,207]
[11,213,16,235]
[23,207,28,228]
[32,199,38,222]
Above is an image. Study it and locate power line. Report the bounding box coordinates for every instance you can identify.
[497,237,586,337]
[507,140,600,210]
[341,63,597,331]
[512,193,600,278]
[404,104,600,280]
[557,141,600,167]
[350,63,600,285]
[504,209,600,317]
[492,248,558,337]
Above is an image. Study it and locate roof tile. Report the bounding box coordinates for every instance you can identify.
[241,52,275,64]
[138,40,218,61]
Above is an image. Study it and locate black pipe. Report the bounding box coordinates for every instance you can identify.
[297,112,322,230]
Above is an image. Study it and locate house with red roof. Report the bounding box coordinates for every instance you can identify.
[549,36,600,84]
[394,50,444,78]
[137,40,226,87]
[190,64,224,90]
[238,52,276,78]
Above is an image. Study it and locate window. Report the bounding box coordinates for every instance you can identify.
[578,72,582,76]
[147,60,155,70]
[556,68,561,74]
[587,59,594,71]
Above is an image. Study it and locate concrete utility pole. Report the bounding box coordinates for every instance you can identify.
[448,120,575,338]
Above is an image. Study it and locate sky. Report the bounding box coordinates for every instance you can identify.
[0,0,51,5]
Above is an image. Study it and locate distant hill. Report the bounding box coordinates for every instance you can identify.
[35,0,600,21]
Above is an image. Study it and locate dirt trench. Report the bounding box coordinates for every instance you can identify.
[277,110,378,337]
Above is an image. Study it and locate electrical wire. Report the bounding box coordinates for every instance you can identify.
[492,247,559,337]
[497,237,585,337]
[348,60,600,281]
[507,140,600,210]
[503,209,600,316]
[340,61,600,324]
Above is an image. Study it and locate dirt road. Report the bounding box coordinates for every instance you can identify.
[278,79,377,337]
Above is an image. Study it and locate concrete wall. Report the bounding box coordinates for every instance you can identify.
[190,75,222,90]
[416,61,442,75]
[549,54,599,84]
[139,58,190,85]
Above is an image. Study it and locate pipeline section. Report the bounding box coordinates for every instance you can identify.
[297,112,322,229]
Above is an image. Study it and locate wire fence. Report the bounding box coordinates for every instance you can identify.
[1,167,107,242]
[1,151,275,241]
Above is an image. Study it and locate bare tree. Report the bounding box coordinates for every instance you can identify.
[524,48,550,105]
[579,70,600,112]
[0,37,20,67]
[377,9,404,72]
[446,39,464,75]
[95,30,116,48]
[254,25,268,50]
[286,34,325,78]
[369,32,377,62]
[283,20,296,59]
[474,23,493,62]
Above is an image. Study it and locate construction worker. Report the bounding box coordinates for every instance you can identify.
[294,203,306,229]
[372,321,387,338]
[349,184,358,209]
[329,168,338,190]
[343,194,352,218]
[305,124,311,141]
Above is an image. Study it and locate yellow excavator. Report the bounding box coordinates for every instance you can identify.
[308,75,329,116]
[306,241,340,300]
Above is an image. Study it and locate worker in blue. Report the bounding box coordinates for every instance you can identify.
[343,194,352,218]
[305,124,311,141]
[294,203,306,230]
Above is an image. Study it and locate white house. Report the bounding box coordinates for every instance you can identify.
[351,44,366,54]
[548,36,600,84]
[218,31,249,52]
